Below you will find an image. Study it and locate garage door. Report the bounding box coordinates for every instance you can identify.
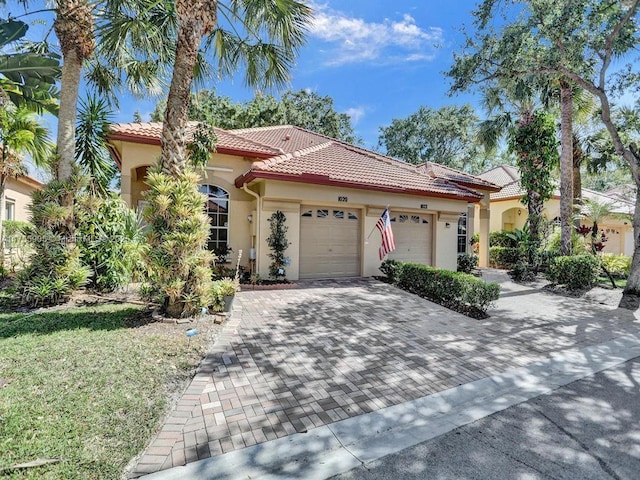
[299,207,361,279]
[387,213,433,265]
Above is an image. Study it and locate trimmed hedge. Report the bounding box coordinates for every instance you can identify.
[396,263,500,318]
[547,255,600,290]
[489,246,520,268]
[457,253,478,273]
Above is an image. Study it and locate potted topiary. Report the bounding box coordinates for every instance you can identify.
[212,277,239,312]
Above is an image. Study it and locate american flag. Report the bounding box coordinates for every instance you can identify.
[376,208,396,260]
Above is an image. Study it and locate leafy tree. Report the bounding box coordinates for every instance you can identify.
[153,0,311,317]
[75,93,117,195]
[377,104,481,171]
[448,0,640,308]
[508,110,559,264]
[151,89,360,142]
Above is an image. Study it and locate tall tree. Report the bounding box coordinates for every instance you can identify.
[378,104,481,171]
[0,103,53,251]
[448,0,640,309]
[558,78,574,255]
[153,0,311,316]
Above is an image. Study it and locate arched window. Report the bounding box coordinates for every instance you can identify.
[199,185,229,251]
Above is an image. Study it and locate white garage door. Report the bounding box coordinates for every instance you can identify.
[299,207,361,279]
[387,213,433,265]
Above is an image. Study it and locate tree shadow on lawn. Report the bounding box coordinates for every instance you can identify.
[0,304,150,339]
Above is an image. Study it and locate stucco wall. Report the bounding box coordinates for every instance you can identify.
[5,178,38,222]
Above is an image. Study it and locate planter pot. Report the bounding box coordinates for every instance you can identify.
[223,295,235,312]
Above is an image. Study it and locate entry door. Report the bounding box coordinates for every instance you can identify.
[299,207,361,279]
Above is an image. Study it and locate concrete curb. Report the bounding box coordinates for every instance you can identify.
[141,333,640,480]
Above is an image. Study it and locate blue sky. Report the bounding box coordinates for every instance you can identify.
[4,1,481,152]
[109,0,482,150]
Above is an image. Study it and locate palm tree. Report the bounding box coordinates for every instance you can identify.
[160,0,312,175]
[0,103,53,257]
[75,93,116,195]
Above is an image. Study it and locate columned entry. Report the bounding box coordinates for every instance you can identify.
[299,206,361,279]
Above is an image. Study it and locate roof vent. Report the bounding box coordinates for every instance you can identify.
[284,135,291,141]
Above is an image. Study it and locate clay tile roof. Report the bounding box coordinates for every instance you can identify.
[478,165,520,187]
[416,162,501,192]
[232,125,331,154]
[237,140,483,201]
[109,122,282,158]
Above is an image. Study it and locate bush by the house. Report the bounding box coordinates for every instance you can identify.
[18,172,91,307]
[457,253,478,273]
[267,210,290,280]
[76,194,147,292]
[489,246,520,268]
[490,230,518,248]
[600,253,631,278]
[379,258,403,283]
[396,262,500,317]
[547,255,600,290]
[2,220,31,273]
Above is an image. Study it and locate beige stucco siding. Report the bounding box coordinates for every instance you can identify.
[5,178,38,222]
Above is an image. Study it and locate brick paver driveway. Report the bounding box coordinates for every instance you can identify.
[131,275,640,477]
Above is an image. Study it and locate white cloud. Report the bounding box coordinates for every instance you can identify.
[308,4,443,66]
[344,106,365,125]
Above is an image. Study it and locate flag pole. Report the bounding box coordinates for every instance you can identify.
[366,205,390,240]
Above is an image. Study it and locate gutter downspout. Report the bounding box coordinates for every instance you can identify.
[242,182,260,275]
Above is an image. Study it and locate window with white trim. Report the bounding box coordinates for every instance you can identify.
[199,185,229,251]
[5,198,15,221]
[457,213,467,254]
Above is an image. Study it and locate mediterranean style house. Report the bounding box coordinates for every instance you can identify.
[108,123,500,280]
[4,175,43,222]
[477,165,635,256]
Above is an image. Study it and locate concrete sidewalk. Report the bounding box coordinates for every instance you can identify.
[134,272,640,478]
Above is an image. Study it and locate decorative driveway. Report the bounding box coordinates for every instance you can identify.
[131,275,640,477]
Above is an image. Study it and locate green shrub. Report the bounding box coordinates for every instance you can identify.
[397,263,500,317]
[548,255,600,290]
[18,173,91,307]
[143,165,213,317]
[457,253,478,273]
[267,211,290,280]
[546,229,588,255]
[379,259,403,283]
[490,230,518,247]
[489,246,520,268]
[600,253,631,278]
[76,194,147,292]
[2,220,31,272]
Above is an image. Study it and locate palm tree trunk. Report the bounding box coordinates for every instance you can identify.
[161,1,217,176]
[56,48,82,181]
[559,79,574,256]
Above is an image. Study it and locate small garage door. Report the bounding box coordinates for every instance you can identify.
[299,207,361,279]
[388,213,433,265]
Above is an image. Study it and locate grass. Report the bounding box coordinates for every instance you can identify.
[597,276,628,288]
[0,301,208,479]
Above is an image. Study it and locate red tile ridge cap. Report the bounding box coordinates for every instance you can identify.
[251,141,334,169]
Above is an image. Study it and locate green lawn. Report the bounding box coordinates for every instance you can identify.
[597,276,628,288]
[0,301,208,479]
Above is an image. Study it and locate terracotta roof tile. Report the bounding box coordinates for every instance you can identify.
[231,125,331,154]
[242,141,482,200]
[109,122,282,157]
[417,162,501,191]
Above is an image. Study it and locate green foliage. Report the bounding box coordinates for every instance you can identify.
[151,89,359,143]
[76,194,146,292]
[2,220,31,272]
[210,277,239,312]
[489,246,520,268]
[490,230,518,247]
[378,104,481,170]
[18,173,91,306]
[142,165,213,317]
[75,94,117,195]
[457,253,478,274]
[546,229,588,255]
[600,253,631,278]
[267,211,290,280]
[187,122,217,168]
[397,263,500,317]
[548,255,600,290]
[379,259,403,284]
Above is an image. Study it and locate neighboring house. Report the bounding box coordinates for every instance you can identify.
[477,165,635,256]
[108,123,499,280]
[4,175,43,222]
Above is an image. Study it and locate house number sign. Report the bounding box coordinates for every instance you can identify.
[338,196,348,202]
[420,204,428,209]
